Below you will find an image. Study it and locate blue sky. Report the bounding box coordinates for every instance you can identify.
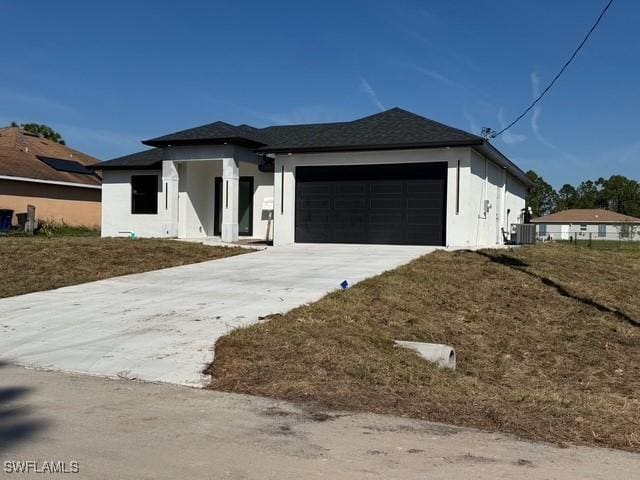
[1,0,637,187]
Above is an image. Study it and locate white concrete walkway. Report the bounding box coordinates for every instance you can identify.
[0,244,434,386]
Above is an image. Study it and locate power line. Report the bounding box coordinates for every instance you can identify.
[487,0,615,139]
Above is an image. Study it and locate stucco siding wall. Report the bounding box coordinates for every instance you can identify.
[101,146,527,245]
[101,147,274,239]
[239,161,274,241]
[101,169,163,237]
[273,147,509,247]
[469,150,527,246]
[178,161,219,238]
[505,173,527,227]
[0,179,101,227]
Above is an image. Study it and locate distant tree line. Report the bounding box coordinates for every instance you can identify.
[526,170,640,219]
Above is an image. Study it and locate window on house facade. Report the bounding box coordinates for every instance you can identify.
[620,224,631,238]
[131,175,159,214]
[538,224,547,237]
[598,224,606,238]
[580,224,587,231]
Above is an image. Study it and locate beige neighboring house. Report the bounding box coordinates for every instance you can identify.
[532,208,640,241]
[0,126,101,228]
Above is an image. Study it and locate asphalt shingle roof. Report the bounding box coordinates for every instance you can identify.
[144,121,267,147]
[256,108,483,152]
[0,127,101,187]
[533,209,640,224]
[95,108,530,187]
[141,108,483,152]
[94,148,164,170]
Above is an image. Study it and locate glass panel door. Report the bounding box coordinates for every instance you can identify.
[238,177,253,236]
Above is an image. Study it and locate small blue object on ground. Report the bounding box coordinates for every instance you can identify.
[340,280,349,289]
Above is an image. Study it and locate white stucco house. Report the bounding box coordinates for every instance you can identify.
[532,209,640,241]
[94,108,531,247]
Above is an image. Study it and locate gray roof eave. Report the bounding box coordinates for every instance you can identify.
[256,139,484,154]
[142,137,266,148]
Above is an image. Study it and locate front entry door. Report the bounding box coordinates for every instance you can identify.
[238,177,253,236]
[214,176,253,237]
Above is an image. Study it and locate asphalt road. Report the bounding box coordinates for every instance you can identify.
[1,364,638,480]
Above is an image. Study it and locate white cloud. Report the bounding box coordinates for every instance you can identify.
[359,77,385,111]
[255,106,347,125]
[497,108,526,145]
[529,71,558,149]
[530,71,542,97]
[414,66,455,87]
[196,96,351,126]
[463,108,480,135]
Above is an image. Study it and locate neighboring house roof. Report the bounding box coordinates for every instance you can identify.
[0,127,101,188]
[96,108,532,187]
[532,209,640,224]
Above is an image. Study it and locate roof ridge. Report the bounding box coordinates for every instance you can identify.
[258,108,410,130]
[363,107,484,140]
[258,119,347,130]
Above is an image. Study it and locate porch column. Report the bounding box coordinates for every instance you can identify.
[221,157,239,242]
[162,160,179,237]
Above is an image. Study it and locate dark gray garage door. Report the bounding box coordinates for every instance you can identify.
[295,163,447,245]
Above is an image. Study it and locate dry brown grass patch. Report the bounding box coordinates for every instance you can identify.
[0,237,246,298]
[208,244,640,452]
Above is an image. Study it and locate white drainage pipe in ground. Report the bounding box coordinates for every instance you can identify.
[394,341,456,369]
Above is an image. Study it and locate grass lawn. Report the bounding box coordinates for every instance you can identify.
[208,243,640,452]
[0,237,246,299]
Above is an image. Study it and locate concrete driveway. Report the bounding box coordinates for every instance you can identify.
[0,244,433,386]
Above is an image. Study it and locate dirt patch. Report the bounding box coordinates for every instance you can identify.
[0,237,246,298]
[207,244,640,452]
[261,406,339,423]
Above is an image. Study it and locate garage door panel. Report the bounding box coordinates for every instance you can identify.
[407,213,443,225]
[407,229,441,244]
[406,180,444,193]
[333,213,366,224]
[332,227,368,243]
[369,228,406,244]
[295,163,446,245]
[299,211,331,222]
[298,183,331,195]
[407,197,444,209]
[299,228,331,243]
[369,197,403,209]
[298,199,331,210]
[370,182,403,195]
[334,183,367,195]
[334,198,367,209]
[369,213,404,224]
